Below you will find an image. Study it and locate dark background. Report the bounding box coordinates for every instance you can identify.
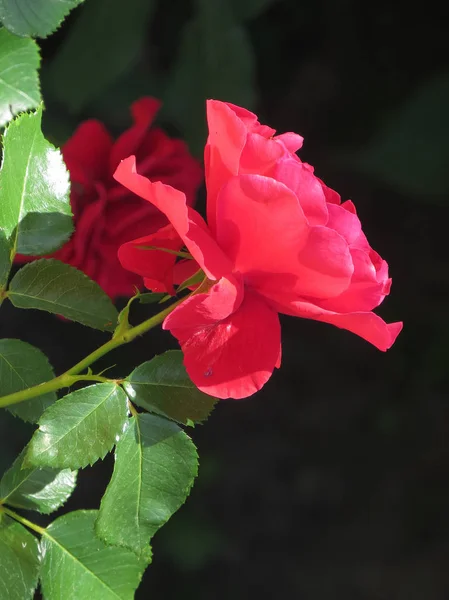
[1,0,449,598]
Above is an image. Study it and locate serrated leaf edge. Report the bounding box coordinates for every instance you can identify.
[9,258,118,331]
[1,464,78,515]
[24,383,127,470]
[96,414,199,558]
[0,31,42,127]
[0,0,86,39]
[40,509,147,600]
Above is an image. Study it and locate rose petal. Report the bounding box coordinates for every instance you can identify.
[293,226,354,298]
[118,224,182,295]
[96,261,142,298]
[318,248,392,312]
[239,133,287,174]
[62,121,113,187]
[274,132,304,152]
[205,100,248,234]
[271,297,402,351]
[67,183,107,268]
[327,201,373,253]
[319,179,341,204]
[114,156,233,280]
[173,259,202,286]
[216,174,308,287]
[109,97,161,174]
[268,159,329,226]
[216,174,352,300]
[137,132,203,205]
[166,274,243,327]
[165,285,281,399]
[222,102,276,137]
[326,202,362,245]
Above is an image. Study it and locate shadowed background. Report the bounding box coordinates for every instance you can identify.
[1,0,448,598]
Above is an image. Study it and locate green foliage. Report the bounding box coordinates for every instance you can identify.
[163,0,256,154]
[0,29,41,127]
[176,268,204,293]
[0,108,72,286]
[0,516,40,600]
[353,71,449,200]
[40,511,149,600]
[96,413,198,557]
[125,351,217,425]
[0,0,85,38]
[138,292,168,304]
[0,231,9,290]
[25,383,129,470]
[0,2,243,595]
[0,448,76,514]
[45,0,157,112]
[8,259,118,331]
[0,339,56,423]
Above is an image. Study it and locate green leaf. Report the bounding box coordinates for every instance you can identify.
[135,245,192,259]
[96,413,198,557]
[25,383,128,469]
[8,259,118,331]
[0,516,40,600]
[113,294,139,338]
[124,351,217,426]
[0,107,72,279]
[138,292,169,304]
[163,0,255,155]
[0,339,56,423]
[0,0,85,38]
[353,72,449,200]
[176,268,204,293]
[114,292,168,338]
[0,29,41,127]
[0,230,10,293]
[40,510,149,600]
[44,0,157,112]
[0,448,76,514]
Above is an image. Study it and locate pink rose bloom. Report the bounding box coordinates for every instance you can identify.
[114,100,402,399]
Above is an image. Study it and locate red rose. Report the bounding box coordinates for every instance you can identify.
[17,98,203,299]
[114,100,402,399]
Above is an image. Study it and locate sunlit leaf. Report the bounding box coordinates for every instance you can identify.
[0,29,40,127]
[96,413,198,556]
[25,383,128,469]
[0,107,72,285]
[0,516,40,600]
[40,511,149,600]
[0,448,76,514]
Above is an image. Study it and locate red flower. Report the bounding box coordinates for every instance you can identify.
[115,101,402,399]
[17,98,203,299]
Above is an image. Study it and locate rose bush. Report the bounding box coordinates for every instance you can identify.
[17,97,202,298]
[0,3,407,596]
[115,100,402,400]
